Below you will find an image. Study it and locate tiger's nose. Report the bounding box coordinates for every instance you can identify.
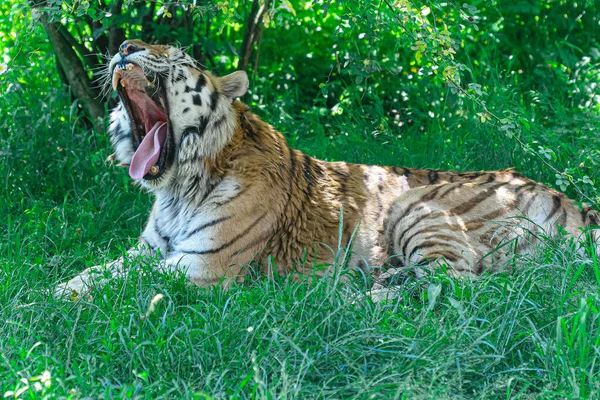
[120,41,144,56]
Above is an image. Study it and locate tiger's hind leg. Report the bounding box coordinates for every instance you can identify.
[381,184,508,279]
[381,178,600,281]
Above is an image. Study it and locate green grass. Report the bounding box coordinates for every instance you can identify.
[3,8,600,397]
[2,84,600,398]
[3,220,600,398]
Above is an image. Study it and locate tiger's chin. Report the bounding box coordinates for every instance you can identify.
[112,62,175,185]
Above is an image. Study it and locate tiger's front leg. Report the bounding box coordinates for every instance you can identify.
[55,245,155,299]
[54,248,233,300]
[159,253,245,288]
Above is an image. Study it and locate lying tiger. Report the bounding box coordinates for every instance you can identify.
[56,40,599,297]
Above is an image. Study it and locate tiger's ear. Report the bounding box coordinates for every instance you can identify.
[220,71,249,100]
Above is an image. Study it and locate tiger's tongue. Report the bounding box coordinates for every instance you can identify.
[129,121,167,180]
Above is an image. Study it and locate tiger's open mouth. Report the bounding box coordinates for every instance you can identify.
[112,63,172,181]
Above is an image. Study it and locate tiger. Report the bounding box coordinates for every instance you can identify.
[56,39,599,298]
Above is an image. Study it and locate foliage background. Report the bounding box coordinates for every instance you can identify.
[1,0,600,398]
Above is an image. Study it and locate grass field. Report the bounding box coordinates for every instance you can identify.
[2,3,600,398]
[2,81,600,399]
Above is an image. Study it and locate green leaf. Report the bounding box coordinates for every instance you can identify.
[280,0,296,16]
[427,284,442,312]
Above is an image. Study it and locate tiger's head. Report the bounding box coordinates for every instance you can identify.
[106,40,249,189]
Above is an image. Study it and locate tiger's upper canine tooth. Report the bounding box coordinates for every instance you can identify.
[112,68,122,90]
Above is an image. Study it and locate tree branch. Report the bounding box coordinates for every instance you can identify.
[253,25,264,74]
[55,21,98,70]
[39,13,105,125]
[239,0,271,70]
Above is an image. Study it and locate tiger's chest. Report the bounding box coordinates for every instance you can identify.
[143,177,245,257]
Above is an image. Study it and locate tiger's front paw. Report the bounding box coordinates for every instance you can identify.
[55,272,96,301]
[371,267,407,290]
